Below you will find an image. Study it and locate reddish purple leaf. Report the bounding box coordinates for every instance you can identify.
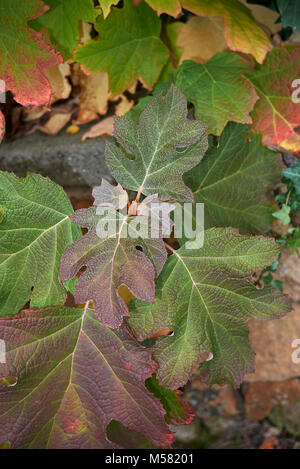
[0,306,173,449]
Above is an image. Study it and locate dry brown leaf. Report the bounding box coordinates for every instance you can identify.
[82,116,115,141]
[177,16,227,64]
[239,0,281,35]
[77,70,111,124]
[22,106,48,122]
[46,63,72,104]
[78,21,92,44]
[38,112,72,135]
[111,94,134,116]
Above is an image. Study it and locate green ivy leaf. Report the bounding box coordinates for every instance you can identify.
[0,172,81,317]
[184,123,282,233]
[0,306,172,448]
[175,52,258,135]
[75,0,169,94]
[31,0,97,60]
[273,204,291,225]
[282,163,300,195]
[277,0,300,32]
[128,228,290,389]
[106,85,208,202]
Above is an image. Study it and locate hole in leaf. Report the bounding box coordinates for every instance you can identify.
[0,376,18,387]
[151,328,173,339]
[175,146,188,154]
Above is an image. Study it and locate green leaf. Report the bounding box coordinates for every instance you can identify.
[272,204,291,225]
[175,53,258,135]
[128,228,290,389]
[282,163,300,195]
[106,84,208,202]
[277,0,300,32]
[0,172,81,316]
[31,0,97,60]
[146,374,194,425]
[99,1,119,19]
[286,227,300,254]
[0,306,172,448]
[184,123,282,234]
[0,0,62,106]
[75,0,169,94]
[60,183,173,329]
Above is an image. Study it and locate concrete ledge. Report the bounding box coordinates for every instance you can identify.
[0,126,113,187]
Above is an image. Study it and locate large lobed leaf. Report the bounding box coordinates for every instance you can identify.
[75,0,169,94]
[245,46,300,152]
[0,172,81,317]
[128,228,291,389]
[181,0,273,63]
[32,0,97,60]
[184,123,283,234]
[0,306,172,449]
[0,0,62,106]
[60,182,173,329]
[106,84,208,202]
[175,52,259,136]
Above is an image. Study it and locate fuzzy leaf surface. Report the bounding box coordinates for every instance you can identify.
[75,0,169,94]
[0,0,62,106]
[60,204,169,329]
[128,228,290,389]
[175,53,258,136]
[181,0,272,63]
[32,0,97,60]
[245,46,300,151]
[0,172,81,317]
[0,306,172,448]
[106,85,208,202]
[184,123,282,233]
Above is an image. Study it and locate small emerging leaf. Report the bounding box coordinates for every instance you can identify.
[60,183,172,328]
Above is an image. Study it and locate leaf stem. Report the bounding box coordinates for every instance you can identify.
[164,241,176,254]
